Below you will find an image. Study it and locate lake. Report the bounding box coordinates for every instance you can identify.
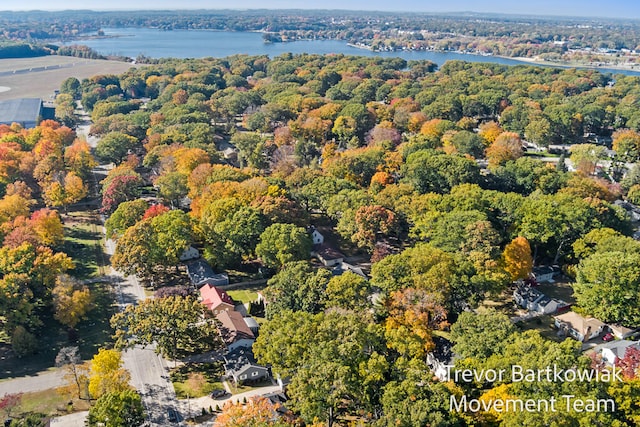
[67,28,640,76]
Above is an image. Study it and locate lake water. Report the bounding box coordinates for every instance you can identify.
[68,28,640,76]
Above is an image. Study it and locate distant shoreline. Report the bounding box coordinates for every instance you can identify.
[55,28,640,75]
[501,55,640,73]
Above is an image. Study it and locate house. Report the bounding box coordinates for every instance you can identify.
[599,340,640,366]
[199,284,236,315]
[554,311,606,342]
[309,226,324,246]
[315,244,345,267]
[513,284,545,310]
[513,283,568,314]
[185,259,229,288]
[243,316,260,335]
[531,266,558,284]
[534,296,568,315]
[331,262,367,279]
[223,347,270,385]
[608,324,638,340]
[216,310,255,351]
[179,246,200,262]
[0,98,44,128]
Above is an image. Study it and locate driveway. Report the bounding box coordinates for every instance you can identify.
[49,411,89,427]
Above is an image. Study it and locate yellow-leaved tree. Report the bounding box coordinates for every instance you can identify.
[52,274,93,331]
[88,348,131,399]
[502,236,533,281]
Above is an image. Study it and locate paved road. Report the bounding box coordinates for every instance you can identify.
[0,370,65,394]
[49,411,89,427]
[103,235,179,426]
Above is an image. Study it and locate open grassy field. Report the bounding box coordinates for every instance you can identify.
[0,56,137,101]
[63,210,108,280]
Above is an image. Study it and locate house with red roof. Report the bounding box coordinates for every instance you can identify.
[199,284,236,315]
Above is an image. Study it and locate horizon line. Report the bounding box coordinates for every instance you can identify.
[0,8,637,21]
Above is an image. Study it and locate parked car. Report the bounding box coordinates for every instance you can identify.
[167,408,178,422]
[211,389,228,399]
[602,332,614,342]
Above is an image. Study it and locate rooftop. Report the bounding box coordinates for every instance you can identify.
[223,347,263,373]
[555,311,605,335]
[216,310,255,345]
[598,340,640,360]
[199,284,235,311]
[0,98,42,127]
[185,259,227,287]
[317,244,345,261]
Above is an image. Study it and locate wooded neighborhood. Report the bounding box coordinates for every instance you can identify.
[1,7,640,427]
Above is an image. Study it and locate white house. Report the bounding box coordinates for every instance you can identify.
[531,266,558,284]
[554,312,606,342]
[513,285,545,310]
[223,348,270,385]
[599,340,640,366]
[309,227,324,245]
[315,244,345,267]
[534,296,567,315]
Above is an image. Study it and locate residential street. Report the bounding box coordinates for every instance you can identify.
[0,370,65,395]
[102,215,180,426]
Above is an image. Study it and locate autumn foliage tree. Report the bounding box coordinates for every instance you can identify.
[214,397,293,427]
[56,346,90,400]
[64,138,97,179]
[101,170,143,214]
[43,172,88,209]
[0,392,22,419]
[485,131,523,168]
[384,288,449,359]
[52,274,93,331]
[618,346,640,380]
[612,129,640,162]
[351,205,399,251]
[88,348,131,399]
[502,236,533,281]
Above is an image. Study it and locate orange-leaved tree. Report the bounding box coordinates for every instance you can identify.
[502,236,533,281]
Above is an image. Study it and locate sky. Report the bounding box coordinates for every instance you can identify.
[2,0,640,19]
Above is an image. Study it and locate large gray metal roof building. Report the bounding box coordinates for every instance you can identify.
[0,98,43,128]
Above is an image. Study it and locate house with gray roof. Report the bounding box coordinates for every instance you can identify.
[0,98,43,128]
[223,347,270,385]
[185,259,229,288]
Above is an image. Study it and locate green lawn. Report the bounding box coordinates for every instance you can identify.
[227,289,259,304]
[515,315,563,342]
[0,389,90,425]
[63,211,107,280]
[170,362,225,399]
